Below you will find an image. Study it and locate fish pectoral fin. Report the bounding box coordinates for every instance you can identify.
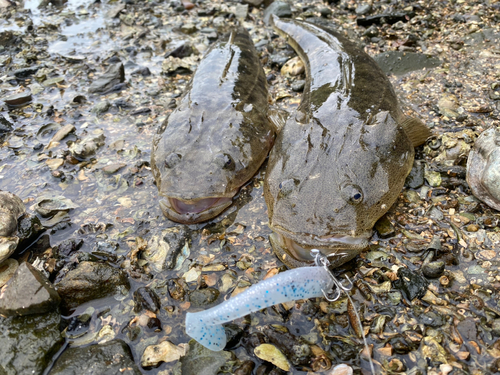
[268,106,289,134]
[400,116,432,148]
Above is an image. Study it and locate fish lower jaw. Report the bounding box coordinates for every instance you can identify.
[270,232,369,268]
[159,196,233,224]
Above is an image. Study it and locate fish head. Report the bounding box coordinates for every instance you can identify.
[152,109,274,224]
[264,110,414,267]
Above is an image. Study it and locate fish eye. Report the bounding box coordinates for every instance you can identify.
[278,179,297,198]
[214,153,235,171]
[164,153,181,168]
[340,183,363,205]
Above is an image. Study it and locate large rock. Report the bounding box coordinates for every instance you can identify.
[0,262,60,316]
[49,339,141,375]
[55,261,130,311]
[88,63,125,94]
[0,311,64,375]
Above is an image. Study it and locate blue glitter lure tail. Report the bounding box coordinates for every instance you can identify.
[185,265,333,351]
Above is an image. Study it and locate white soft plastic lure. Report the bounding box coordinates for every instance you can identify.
[185,250,350,351]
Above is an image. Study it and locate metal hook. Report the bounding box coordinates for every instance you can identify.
[311,249,353,302]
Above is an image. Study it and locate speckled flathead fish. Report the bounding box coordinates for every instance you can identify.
[152,28,277,224]
[264,16,431,268]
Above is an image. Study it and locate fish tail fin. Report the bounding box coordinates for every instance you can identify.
[400,117,432,147]
[185,312,227,351]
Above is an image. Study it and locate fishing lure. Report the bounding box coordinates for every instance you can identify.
[185,250,352,351]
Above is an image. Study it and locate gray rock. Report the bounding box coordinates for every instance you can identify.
[356,3,372,15]
[33,196,79,218]
[49,339,141,375]
[291,80,305,92]
[0,311,63,375]
[88,63,125,94]
[181,340,234,375]
[374,51,442,76]
[69,132,106,160]
[263,2,292,25]
[55,261,130,311]
[0,262,61,316]
[189,287,220,307]
[91,100,111,116]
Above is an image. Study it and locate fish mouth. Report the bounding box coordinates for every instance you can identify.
[269,231,370,269]
[159,196,233,224]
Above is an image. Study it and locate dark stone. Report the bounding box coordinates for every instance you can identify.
[406,161,425,188]
[165,42,194,58]
[133,286,161,313]
[456,318,477,341]
[163,226,191,270]
[147,317,162,331]
[130,107,151,115]
[0,262,61,316]
[418,311,445,327]
[422,261,445,279]
[49,339,142,375]
[16,214,45,252]
[0,311,64,375]
[0,113,13,134]
[55,261,130,312]
[394,267,429,301]
[224,323,244,350]
[14,65,41,79]
[242,0,264,7]
[234,360,256,375]
[374,51,442,76]
[363,25,379,37]
[189,288,220,307]
[263,326,311,366]
[374,215,395,238]
[180,340,234,375]
[263,1,292,25]
[102,82,128,95]
[54,238,84,257]
[356,11,415,27]
[3,91,32,107]
[88,63,125,94]
[319,7,332,17]
[131,66,151,76]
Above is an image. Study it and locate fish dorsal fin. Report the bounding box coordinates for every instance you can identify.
[400,117,432,147]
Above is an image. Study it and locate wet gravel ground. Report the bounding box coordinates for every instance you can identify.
[1,0,500,374]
